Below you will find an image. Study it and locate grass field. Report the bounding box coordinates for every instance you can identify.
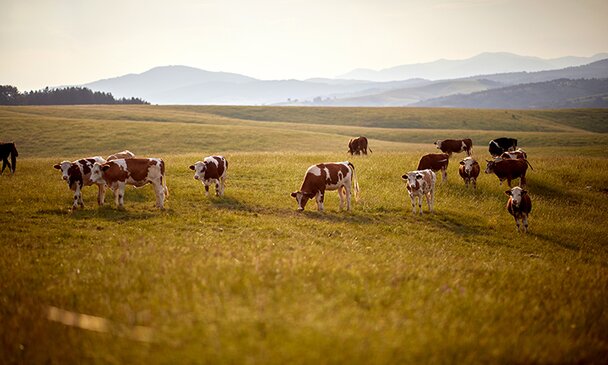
[1,105,608,364]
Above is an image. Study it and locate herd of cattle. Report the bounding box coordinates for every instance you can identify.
[0,136,533,232]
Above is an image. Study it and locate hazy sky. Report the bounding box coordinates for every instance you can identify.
[1,0,607,90]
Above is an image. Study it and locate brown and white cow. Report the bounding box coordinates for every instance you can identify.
[348,137,372,155]
[402,169,436,214]
[458,157,480,188]
[189,156,228,197]
[484,158,531,187]
[291,161,360,211]
[89,158,168,209]
[107,150,135,161]
[500,148,527,160]
[434,138,472,156]
[417,153,449,183]
[53,156,107,209]
[506,186,532,233]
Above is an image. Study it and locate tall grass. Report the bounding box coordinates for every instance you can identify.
[0,106,607,364]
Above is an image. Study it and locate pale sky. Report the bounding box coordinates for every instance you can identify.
[1,0,607,90]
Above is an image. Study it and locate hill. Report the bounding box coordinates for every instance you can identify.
[339,52,608,81]
[416,78,608,109]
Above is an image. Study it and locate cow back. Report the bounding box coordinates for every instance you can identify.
[418,153,449,171]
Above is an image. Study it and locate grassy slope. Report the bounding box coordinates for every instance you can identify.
[1,106,607,364]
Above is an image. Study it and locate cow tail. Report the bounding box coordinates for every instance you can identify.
[368,147,373,153]
[348,162,360,202]
[524,159,534,171]
[161,160,169,198]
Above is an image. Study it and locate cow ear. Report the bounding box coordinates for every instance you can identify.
[291,192,298,198]
[459,160,465,165]
[189,165,195,170]
[53,164,61,169]
[102,165,111,172]
[401,174,407,180]
[505,190,512,196]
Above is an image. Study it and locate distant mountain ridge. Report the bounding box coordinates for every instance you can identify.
[415,78,608,109]
[77,52,608,106]
[339,52,608,81]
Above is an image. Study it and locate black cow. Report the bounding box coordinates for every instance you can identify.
[0,142,18,175]
[489,138,517,157]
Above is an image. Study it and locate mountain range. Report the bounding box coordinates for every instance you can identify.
[80,52,608,108]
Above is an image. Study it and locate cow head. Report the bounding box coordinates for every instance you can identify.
[506,187,527,207]
[291,191,315,211]
[460,157,477,174]
[89,162,109,185]
[434,140,442,150]
[53,161,73,181]
[484,160,496,174]
[402,172,422,192]
[189,161,208,180]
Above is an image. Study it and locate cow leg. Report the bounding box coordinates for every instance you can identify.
[409,194,416,214]
[97,184,106,206]
[214,179,220,197]
[337,186,345,210]
[520,175,527,187]
[345,185,352,211]
[507,178,512,187]
[472,178,477,189]
[203,181,210,197]
[522,213,529,233]
[1,158,10,174]
[316,191,324,211]
[427,191,434,213]
[442,167,447,184]
[219,177,226,196]
[514,215,521,232]
[154,182,165,209]
[117,183,126,209]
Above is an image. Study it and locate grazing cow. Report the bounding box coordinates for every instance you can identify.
[107,150,135,161]
[434,138,472,156]
[500,148,527,160]
[488,137,518,157]
[0,142,18,175]
[402,169,436,214]
[291,161,360,211]
[417,153,449,183]
[505,186,532,233]
[485,158,532,187]
[348,137,372,155]
[90,158,168,209]
[53,156,107,209]
[189,156,228,197]
[458,157,480,188]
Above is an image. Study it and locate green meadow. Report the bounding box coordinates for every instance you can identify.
[1,105,607,364]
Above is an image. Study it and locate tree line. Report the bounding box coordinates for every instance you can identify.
[0,85,149,105]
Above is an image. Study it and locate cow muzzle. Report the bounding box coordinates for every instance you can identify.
[62,176,68,181]
[194,175,199,180]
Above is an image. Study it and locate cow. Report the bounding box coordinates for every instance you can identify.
[505,186,532,233]
[488,137,518,157]
[348,137,372,155]
[107,150,135,161]
[291,161,359,211]
[484,158,532,187]
[417,153,449,183]
[434,138,472,156]
[89,158,168,209]
[402,169,436,214]
[0,142,18,175]
[189,156,228,197]
[458,157,480,188]
[500,148,527,160]
[53,156,107,209]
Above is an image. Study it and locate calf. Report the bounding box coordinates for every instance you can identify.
[402,169,436,214]
[505,186,532,233]
[189,156,228,197]
[489,137,518,157]
[434,138,472,156]
[90,158,168,209]
[291,162,359,211]
[53,156,107,209]
[458,157,480,188]
[348,137,372,155]
[485,158,531,187]
[417,153,449,183]
[0,142,18,175]
[107,150,135,161]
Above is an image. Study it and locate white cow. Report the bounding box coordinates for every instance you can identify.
[402,169,436,214]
